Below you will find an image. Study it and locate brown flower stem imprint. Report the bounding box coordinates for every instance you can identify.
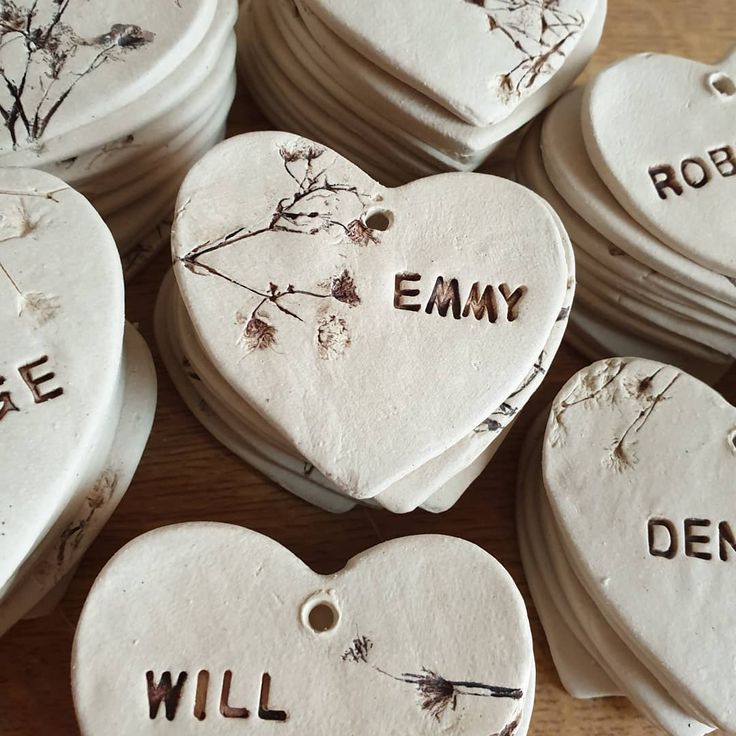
[181,143,371,352]
[609,369,680,470]
[181,144,373,267]
[0,1,156,147]
[343,637,522,722]
[464,0,585,96]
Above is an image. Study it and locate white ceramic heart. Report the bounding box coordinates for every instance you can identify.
[543,357,736,732]
[542,88,736,306]
[582,50,736,277]
[0,0,217,154]
[303,0,599,127]
[171,132,567,499]
[0,168,124,595]
[73,524,534,735]
[0,322,157,637]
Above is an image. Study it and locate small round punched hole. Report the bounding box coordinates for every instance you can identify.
[306,601,339,633]
[364,209,393,231]
[708,72,736,98]
[729,429,736,453]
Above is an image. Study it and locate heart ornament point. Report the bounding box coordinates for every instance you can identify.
[302,0,600,127]
[72,524,535,735]
[543,357,736,732]
[582,49,736,278]
[172,132,567,499]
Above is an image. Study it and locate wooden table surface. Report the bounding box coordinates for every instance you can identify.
[2,3,735,734]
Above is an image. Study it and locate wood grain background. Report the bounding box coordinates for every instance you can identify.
[1,3,735,734]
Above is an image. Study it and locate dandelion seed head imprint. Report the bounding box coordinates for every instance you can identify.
[242,316,277,352]
[345,218,380,246]
[342,636,373,663]
[20,291,60,324]
[317,314,350,360]
[330,269,360,306]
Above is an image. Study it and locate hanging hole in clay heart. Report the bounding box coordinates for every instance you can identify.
[364,208,393,231]
[708,72,736,98]
[302,594,340,634]
[729,429,736,453]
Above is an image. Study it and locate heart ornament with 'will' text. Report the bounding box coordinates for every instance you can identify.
[0,168,124,597]
[301,0,600,127]
[171,132,568,500]
[582,49,736,277]
[72,524,535,735]
[543,357,736,732]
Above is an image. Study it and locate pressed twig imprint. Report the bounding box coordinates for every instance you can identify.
[464,0,586,99]
[0,1,156,148]
[180,142,376,356]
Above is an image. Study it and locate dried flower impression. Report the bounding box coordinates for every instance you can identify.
[0,1,156,148]
[181,141,378,358]
[464,0,586,99]
[242,316,277,353]
[342,636,523,722]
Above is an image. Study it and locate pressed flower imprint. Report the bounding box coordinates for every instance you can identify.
[181,142,379,358]
[0,187,65,323]
[550,359,682,470]
[464,0,587,100]
[342,635,523,723]
[0,1,156,148]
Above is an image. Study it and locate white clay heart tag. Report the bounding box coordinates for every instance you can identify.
[0,168,125,595]
[171,132,567,500]
[543,357,736,732]
[72,524,535,735]
[582,49,736,277]
[0,0,217,154]
[302,0,600,127]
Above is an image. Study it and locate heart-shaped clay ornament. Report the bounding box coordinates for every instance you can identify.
[0,168,124,595]
[172,132,567,499]
[302,0,599,127]
[582,49,736,278]
[72,524,535,735]
[543,357,736,732]
[0,0,216,154]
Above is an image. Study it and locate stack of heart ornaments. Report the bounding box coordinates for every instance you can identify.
[517,50,736,385]
[237,0,607,185]
[0,0,238,278]
[73,524,535,735]
[0,168,156,637]
[157,132,573,514]
[518,357,736,735]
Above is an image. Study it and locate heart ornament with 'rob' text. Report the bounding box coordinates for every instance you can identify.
[582,49,736,277]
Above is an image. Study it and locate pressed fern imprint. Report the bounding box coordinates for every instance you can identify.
[0,1,157,149]
[342,636,523,722]
[0,187,64,323]
[464,0,586,99]
[180,142,379,356]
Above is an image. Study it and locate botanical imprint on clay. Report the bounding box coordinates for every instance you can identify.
[342,635,523,723]
[550,358,681,471]
[180,142,375,357]
[0,0,156,149]
[463,0,586,100]
[0,186,65,323]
